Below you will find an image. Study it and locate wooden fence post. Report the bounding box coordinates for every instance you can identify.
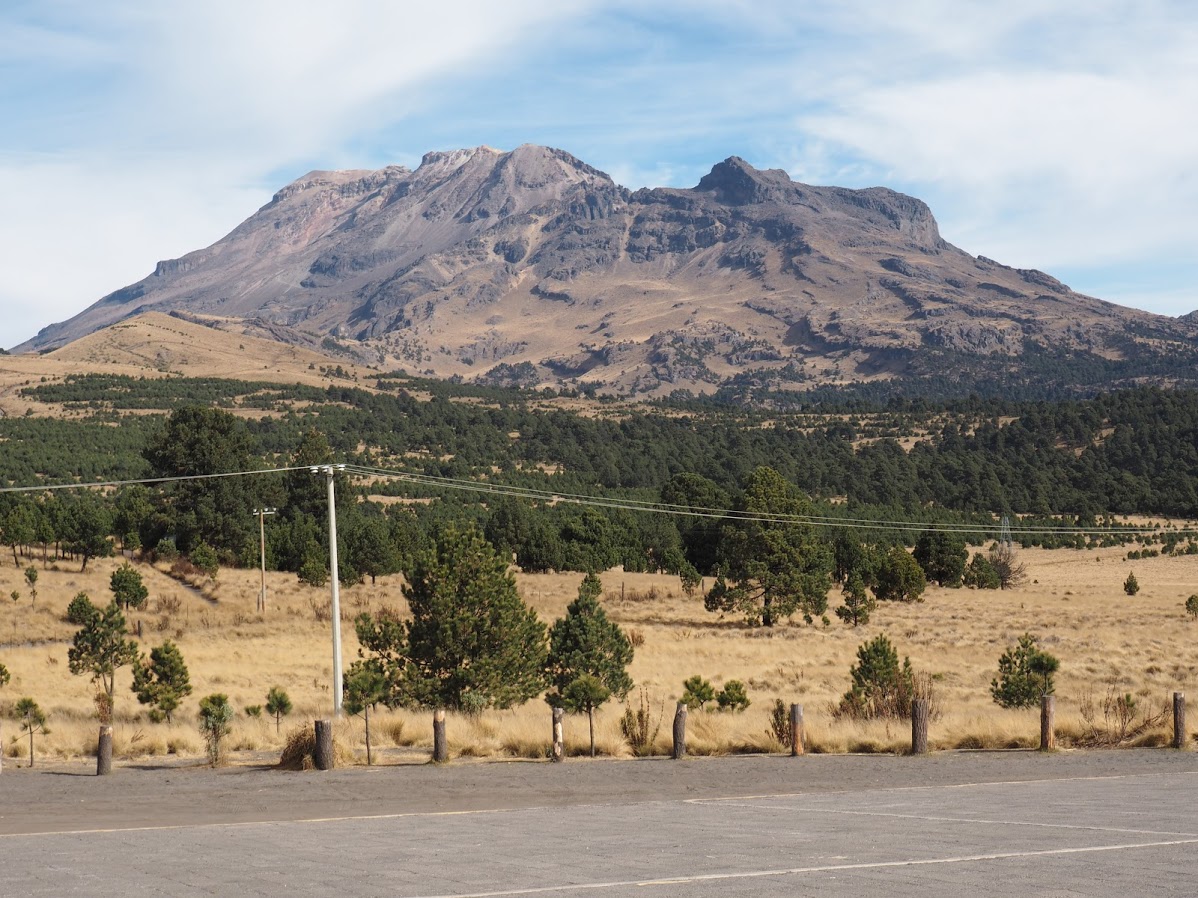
[1174,692,1187,750]
[96,725,113,776]
[790,704,804,756]
[313,719,334,770]
[551,706,564,762]
[433,708,448,763]
[1040,695,1056,751]
[672,702,687,759]
[911,699,929,755]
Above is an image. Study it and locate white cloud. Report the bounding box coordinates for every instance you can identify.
[3,0,1197,347]
[0,0,598,347]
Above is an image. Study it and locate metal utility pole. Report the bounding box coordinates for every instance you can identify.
[252,508,276,614]
[312,465,346,716]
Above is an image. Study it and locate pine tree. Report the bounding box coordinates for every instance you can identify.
[874,547,926,603]
[67,599,139,719]
[835,572,877,625]
[110,563,149,610]
[545,573,634,756]
[704,467,833,627]
[131,640,192,722]
[403,525,548,712]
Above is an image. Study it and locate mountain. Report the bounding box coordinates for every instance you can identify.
[20,145,1198,400]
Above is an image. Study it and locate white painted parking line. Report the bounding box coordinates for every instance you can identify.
[405,838,1198,898]
[698,800,1198,838]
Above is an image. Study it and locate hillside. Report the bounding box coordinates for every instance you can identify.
[17,145,1198,399]
[0,312,372,418]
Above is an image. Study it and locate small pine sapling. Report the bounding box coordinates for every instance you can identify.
[681,675,716,711]
[265,686,292,735]
[343,661,388,765]
[197,693,234,766]
[15,698,48,768]
[1123,571,1140,596]
[1186,594,1198,621]
[65,592,97,626]
[990,633,1060,709]
[716,680,750,712]
[24,567,37,604]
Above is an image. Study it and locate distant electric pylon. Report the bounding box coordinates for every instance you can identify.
[999,514,1013,550]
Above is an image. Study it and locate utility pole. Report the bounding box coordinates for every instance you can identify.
[252,508,276,614]
[312,465,346,716]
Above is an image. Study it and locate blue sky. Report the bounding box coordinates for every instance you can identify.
[3,0,1196,349]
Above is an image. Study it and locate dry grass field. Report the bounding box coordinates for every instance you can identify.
[1,545,1195,767]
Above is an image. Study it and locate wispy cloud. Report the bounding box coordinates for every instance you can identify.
[2,0,1196,347]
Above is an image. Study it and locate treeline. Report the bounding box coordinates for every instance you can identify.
[15,376,1198,519]
[0,401,1189,612]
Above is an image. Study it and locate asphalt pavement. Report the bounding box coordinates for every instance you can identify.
[2,750,1196,896]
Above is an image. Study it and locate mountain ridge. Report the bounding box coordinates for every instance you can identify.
[19,144,1198,399]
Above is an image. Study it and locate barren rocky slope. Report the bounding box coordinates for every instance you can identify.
[21,145,1198,398]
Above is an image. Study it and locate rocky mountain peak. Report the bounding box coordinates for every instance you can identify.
[696,156,796,205]
[18,144,1198,401]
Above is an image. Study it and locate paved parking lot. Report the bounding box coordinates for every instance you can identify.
[2,751,1196,896]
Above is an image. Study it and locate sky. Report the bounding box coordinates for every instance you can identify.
[2,0,1196,350]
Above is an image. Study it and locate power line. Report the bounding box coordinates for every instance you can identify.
[2,460,1195,540]
[342,463,1198,539]
[0,465,310,495]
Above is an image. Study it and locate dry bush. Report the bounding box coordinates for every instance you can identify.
[619,687,665,756]
[156,594,182,614]
[1073,678,1172,747]
[381,714,417,747]
[277,724,354,770]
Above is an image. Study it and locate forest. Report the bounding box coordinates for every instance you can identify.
[2,374,1198,609]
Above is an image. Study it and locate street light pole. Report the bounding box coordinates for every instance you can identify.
[312,465,346,716]
[252,508,276,614]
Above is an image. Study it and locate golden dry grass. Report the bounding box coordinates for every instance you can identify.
[1,545,1195,766]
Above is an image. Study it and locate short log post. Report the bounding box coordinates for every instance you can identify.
[1174,692,1187,750]
[313,719,334,770]
[790,704,804,756]
[911,698,929,755]
[672,702,687,760]
[96,725,113,776]
[433,708,448,763]
[551,706,564,762]
[1040,695,1056,751]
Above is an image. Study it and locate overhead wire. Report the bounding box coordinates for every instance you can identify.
[341,463,1198,539]
[0,460,1193,539]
